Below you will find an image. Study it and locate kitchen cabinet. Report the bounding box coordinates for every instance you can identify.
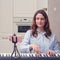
[14,0,48,17]
[0,0,13,34]
[14,0,37,17]
[37,0,48,10]
[0,0,13,53]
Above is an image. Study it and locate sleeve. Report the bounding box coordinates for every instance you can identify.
[19,30,31,53]
[53,35,60,53]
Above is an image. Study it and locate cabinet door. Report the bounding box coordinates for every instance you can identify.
[0,0,13,53]
[0,0,13,34]
[14,0,37,17]
[37,0,48,10]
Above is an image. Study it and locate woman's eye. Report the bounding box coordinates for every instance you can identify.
[36,18,39,20]
[41,18,45,20]
[36,18,45,20]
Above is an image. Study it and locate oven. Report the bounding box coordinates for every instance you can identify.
[13,17,32,38]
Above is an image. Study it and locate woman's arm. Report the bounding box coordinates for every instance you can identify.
[53,35,59,53]
[20,30,31,53]
[46,34,59,55]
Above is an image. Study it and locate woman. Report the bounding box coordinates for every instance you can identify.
[20,10,59,55]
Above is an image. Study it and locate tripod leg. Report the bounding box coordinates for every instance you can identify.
[16,48,20,57]
[11,49,15,57]
[11,43,20,57]
[15,46,20,57]
[11,46,17,57]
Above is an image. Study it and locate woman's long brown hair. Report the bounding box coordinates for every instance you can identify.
[30,10,52,38]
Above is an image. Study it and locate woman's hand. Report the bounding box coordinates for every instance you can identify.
[46,50,55,56]
[30,44,41,55]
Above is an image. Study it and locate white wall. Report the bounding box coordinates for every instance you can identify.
[48,0,60,42]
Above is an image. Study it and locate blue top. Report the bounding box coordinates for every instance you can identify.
[20,29,59,53]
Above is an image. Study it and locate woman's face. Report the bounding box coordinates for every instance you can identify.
[36,13,45,28]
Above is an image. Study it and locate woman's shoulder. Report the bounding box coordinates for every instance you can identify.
[26,29,32,33]
[50,33,57,39]
[48,33,58,41]
[25,29,32,35]
[51,33,56,37]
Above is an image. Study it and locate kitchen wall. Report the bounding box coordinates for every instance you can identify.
[48,0,60,42]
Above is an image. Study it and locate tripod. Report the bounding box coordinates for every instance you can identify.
[11,34,20,58]
[11,43,20,57]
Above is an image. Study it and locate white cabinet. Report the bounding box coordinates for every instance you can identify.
[0,0,13,53]
[0,0,13,34]
[14,0,37,17]
[14,0,48,17]
[37,0,48,10]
